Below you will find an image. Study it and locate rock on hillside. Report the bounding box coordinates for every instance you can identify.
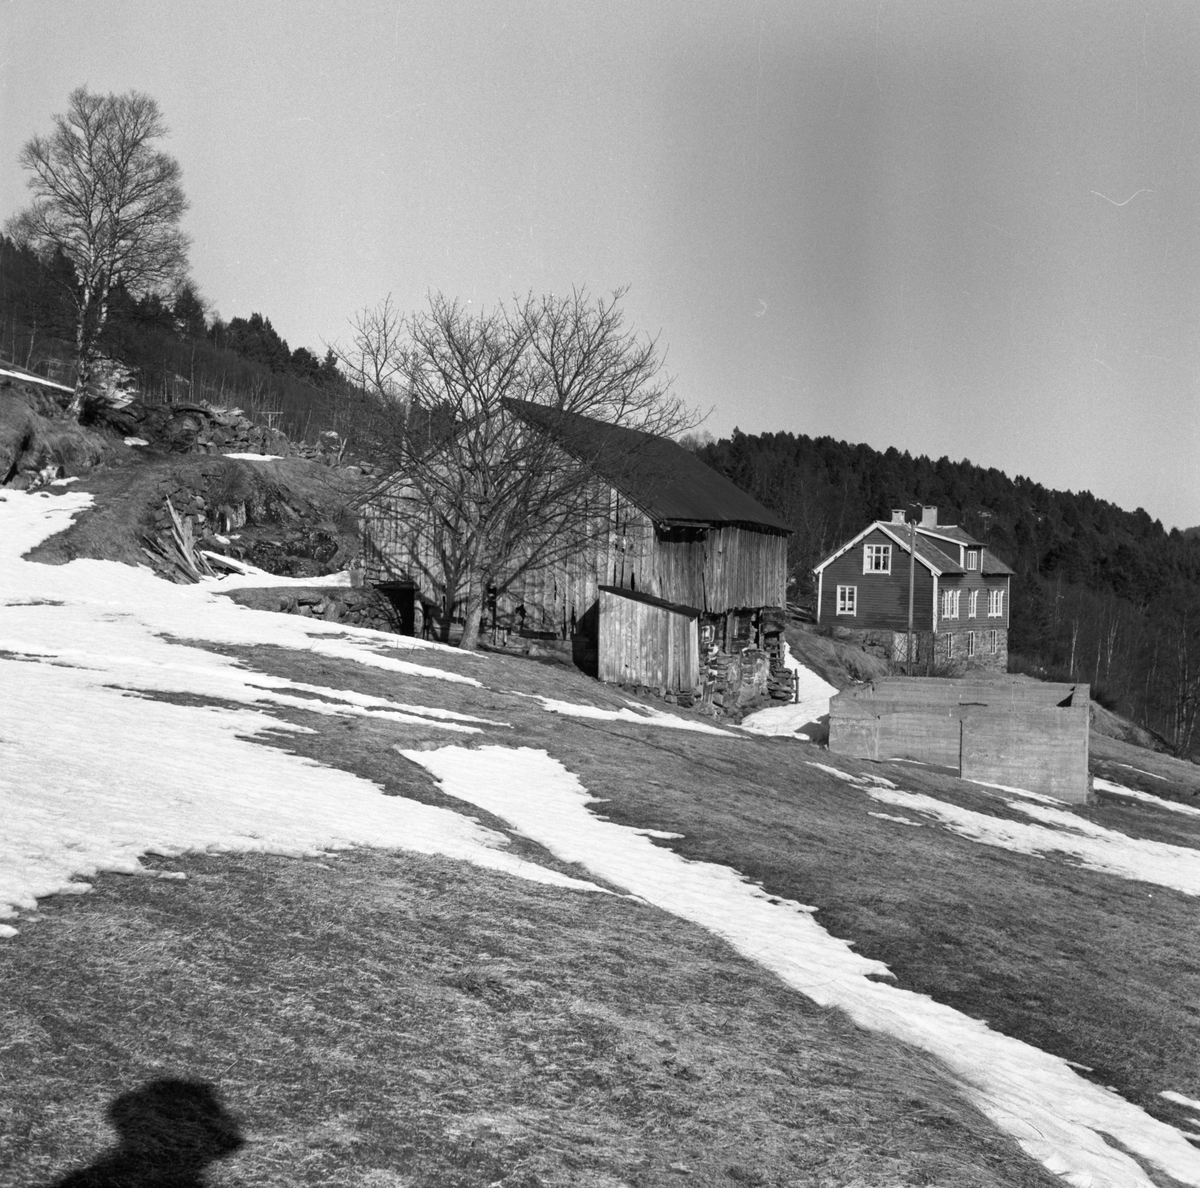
[1,380,108,487]
[2,377,365,583]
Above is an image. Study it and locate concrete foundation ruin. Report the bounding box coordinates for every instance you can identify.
[828,676,1091,803]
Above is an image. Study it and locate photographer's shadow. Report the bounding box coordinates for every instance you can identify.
[50,1079,244,1187]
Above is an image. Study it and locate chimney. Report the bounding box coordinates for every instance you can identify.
[890,509,905,524]
[921,505,938,528]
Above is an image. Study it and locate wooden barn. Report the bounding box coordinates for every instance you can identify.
[359,402,792,705]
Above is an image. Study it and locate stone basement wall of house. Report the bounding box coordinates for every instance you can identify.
[220,585,405,633]
[829,626,1008,673]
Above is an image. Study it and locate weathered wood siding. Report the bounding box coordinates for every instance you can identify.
[599,589,700,692]
[818,528,935,630]
[362,482,788,638]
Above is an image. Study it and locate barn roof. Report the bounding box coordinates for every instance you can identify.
[503,400,791,532]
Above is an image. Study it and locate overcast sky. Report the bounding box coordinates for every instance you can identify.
[3,1,1198,528]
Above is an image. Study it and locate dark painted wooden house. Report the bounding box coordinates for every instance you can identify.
[360,402,792,704]
[813,507,1013,670]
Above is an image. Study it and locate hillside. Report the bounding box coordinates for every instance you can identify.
[697,430,1200,760]
[3,479,1200,1187]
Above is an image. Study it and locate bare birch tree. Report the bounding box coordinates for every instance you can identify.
[6,87,190,413]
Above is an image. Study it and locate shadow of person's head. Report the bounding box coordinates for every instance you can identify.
[52,1079,244,1187]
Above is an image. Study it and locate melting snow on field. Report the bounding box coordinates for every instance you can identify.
[0,490,595,935]
[526,694,735,735]
[403,744,1200,1188]
[740,645,837,739]
[812,763,1200,896]
[1095,777,1200,818]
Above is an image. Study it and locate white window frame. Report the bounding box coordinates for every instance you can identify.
[990,629,999,654]
[836,585,857,616]
[988,588,1005,617]
[966,549,978,570]
[966,630,976,658]
[943,633,954,659]
[863,543,891,574]
[968,589,979,618]
[941,588,960,619]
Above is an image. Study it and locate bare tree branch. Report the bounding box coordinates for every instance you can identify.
[361,290,699,650]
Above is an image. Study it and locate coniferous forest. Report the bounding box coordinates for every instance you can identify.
[0,234,372,443]
[697,430,1200,757]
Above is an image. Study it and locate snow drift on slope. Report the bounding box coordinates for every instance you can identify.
[0,490,597,932]
[403,743,1200,1188]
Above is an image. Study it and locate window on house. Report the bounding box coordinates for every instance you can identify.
[968,589,979,618]
[988,588,1005,617]
[966,631,976,657]
[966,549,978,570]
[836,585,857,615]
[940,588,960,619]
[990,629,999,653]
[864,544,891,573]
[943,633,954,659]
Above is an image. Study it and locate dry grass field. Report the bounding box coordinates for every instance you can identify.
[4,622,1200,1186]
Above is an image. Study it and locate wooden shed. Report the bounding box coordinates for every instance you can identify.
[359,402,792,699]
[598,586,702,692]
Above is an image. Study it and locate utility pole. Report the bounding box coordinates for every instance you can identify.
[907,516,916,671]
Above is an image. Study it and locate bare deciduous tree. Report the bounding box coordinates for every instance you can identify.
[357,289,698,651]
[6,87,190,413]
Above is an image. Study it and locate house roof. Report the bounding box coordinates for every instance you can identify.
[503,400,791,532]
[813,521,964,577]
[916,523,985,549]
[813,520,1016,580]
[917,524,1015,575]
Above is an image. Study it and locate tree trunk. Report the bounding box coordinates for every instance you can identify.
[458,574,486,652]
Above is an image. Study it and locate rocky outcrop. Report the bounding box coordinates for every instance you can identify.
[97,400,295,458]
[219,585,403,633]
[1,382,108,487]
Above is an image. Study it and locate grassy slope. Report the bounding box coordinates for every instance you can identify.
[3,631,1199,1186]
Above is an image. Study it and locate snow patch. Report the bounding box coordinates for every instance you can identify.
[741,649,837,739]
[403,744,1200,1188]
[1161,1092,1200,1113]
[526,694,735,735]
[1095,779,1200,818]
[857,785,1200,896]
[0,490,571,931]
[123,436,149,447]
[971,780,1066,806]
[867,812,923,827]
[221,452,283,461]
[1113,763,1169,782]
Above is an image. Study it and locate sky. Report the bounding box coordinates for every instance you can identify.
[2,1,1198,528]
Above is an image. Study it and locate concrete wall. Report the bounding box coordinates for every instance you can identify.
[828,677,1090,802]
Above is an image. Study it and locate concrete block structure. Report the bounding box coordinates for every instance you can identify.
[829,676,1090,802]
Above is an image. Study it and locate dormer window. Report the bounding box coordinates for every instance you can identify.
[864,544,891,573]
[966,549,978,570]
